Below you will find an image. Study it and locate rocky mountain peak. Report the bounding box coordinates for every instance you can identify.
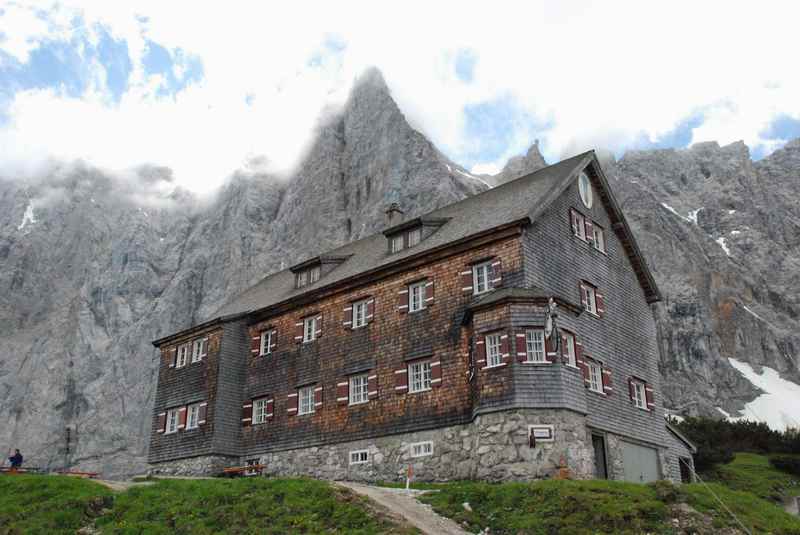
[492,140,548,185]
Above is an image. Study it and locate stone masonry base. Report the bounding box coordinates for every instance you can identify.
[149,454,237,477]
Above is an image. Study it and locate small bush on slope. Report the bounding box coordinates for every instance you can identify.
[771,455,800,479]
[703,453,800,503]
[0,474,112,535]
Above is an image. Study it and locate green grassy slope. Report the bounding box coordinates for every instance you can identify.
[701,452,800,503]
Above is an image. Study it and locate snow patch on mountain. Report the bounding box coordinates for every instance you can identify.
[727,358,800,431]
[716,237,731,256]
[17,202,37,230]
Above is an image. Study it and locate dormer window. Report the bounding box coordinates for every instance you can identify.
[383,217,449,254]
[296,265,321,288]
[390,234,404,253]
[388,227,422,253]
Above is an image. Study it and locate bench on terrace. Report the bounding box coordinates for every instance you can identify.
[222,464,265,477]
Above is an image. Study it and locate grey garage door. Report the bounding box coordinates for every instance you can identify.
[621,441,660,483]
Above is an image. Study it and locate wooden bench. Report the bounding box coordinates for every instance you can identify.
[222,464,265,477]
[0,467,40,475]
[56,470,100,479]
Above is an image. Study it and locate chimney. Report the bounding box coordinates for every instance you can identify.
[385,203,404,227]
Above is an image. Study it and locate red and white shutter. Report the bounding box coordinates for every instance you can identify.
[460,267,474,294]
[287,392,298,415]
[585,218,594,244]
[602,367,613,395]
[394,366,408,394]
[156,412,167,433]
[398,286,409,313]
[544,336,557,363]
[336,379,349,406]
[560,333,570,364]
[569,208,578,236]
[198,402,208,425]
[645,383,655,411]
[576,343,589,386]
[314,386,323,409]
[250,332,261,356]
[500,333,511,365]
[315,314,323,338]
[343,304,353,328]
[490,258,503,288]
[424,280,435,305]
[515,331,527,363]
[627,378,635,403]
[168,347,177,368]
[368,373,379,398]
[475,335,486,367]
[242,402,253,427]
[269,330,277,353]
[177,406,187,430]
[430,359,442,387]
[596,293,606,317]
[366,298,375,323]
[579,283,588,310]
[294,320,304,343]
[266,399,274,421]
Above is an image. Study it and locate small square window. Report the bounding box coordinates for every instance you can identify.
[259,330,274,356]
[390,234,404,253]
[253,398,270,424]
[176,344,190,368]
[525,330,546,363]
[191,338,207,363]
[349,449,369,465]
[581,283,598,315]
[632,380,647,410]
[410,441,433,458]
[592,226,606,253]
[352,300,369,329]
[308,266,320,284]
[408,361,432,393]
[298,386,315,415]
[408,281,426,312]
[303,317,317,343]
[186,403,202,429]
[473,261,492,295]
[588,361,604,394]
[406,228,421,247]
[486,333,503,367]
[165,408,179,434]
[571,210,586,240]
[349,374,369,405]
[563,332,576,367]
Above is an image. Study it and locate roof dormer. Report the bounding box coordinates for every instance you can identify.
[383,217,450,254]
[290,254,350,289]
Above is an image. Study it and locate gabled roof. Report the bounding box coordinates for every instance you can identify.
[153,150,660,346]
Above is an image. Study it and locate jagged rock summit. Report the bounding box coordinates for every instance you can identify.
[492,140,548,185]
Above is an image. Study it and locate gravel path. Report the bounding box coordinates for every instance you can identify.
[337,481,472,535]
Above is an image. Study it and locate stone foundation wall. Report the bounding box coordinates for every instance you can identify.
[149,455,237,477]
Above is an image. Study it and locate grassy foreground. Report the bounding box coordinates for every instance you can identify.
[702,452,800,503]
[0,475,416,535]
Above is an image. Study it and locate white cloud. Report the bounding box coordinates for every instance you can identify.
[1,0,799,193]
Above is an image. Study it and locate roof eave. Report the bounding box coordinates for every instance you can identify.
[151,312,247,348]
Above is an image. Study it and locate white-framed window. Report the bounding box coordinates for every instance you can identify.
[165,408,179,434]
[579,172,593,208]
[259,330,273,356]
[186,403,201,429]
[592,225,606,253]
[352,299,369,329]
[409,281,426,313]
[563,332,576,367]
[588,361,603,394]
[582,283,598,315]
[191,338,207,363]
[410,441,433,458]
[408,360,432,393]
[390,234,404,253]
[298,386,315,415]
[349,449,369,465]
[296,266,321,288]
[473,261,492,295]
[303,316,317,343]
[349,374,369,405]
[632,380,647,410]
[176,343,190,368]
[407,227,421,247]
[253,398,270,424]
[570,209,586,240]
[486,333,503,367]
[525,329,546,363]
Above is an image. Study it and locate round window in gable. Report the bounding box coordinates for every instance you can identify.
[578,172,593,208]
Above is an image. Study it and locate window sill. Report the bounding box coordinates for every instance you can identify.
[592,246,608,256]
[587,388,606,397]
[297,411,315,417]
[348,400,369,407]
[520,360,550,365]
[565,364,580,370]
[482,362,508,370]
[408,307,427,314]
[472,288,493,297]
[408,387,432,394]
[584,310,601,318]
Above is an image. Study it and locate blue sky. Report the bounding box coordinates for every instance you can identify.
[1,1,799,191]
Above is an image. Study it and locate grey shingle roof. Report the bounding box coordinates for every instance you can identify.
[212,151,595,320]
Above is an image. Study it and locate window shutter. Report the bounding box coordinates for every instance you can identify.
[602,367,613,395]
[294,320,304,343]
[269,330,277,352]
[425,280,435,305]
[343,304,353,327]
[242,402,253,427]
[545,336,557,363]
[198,402,208,425]
[287,392,298,415]
[430,360,442,387]
[336,380,349,405]
[627,377,635,402]
[577,343,590,386]
[569,208,578,236]
[168,347,177,368]
[394,367,408,394]
[251,333,261,356]
[266,398,274,421]
[645,383,655,411]
[460,268,473,294]
[560,334,569,364]
[398,287,409,313]
[366,298,375,323]
[579,283,587,310]
[500,333,511,365]
[475,335,486,366]
[515,332,527,363]
[201,338,208,357]
[596,293,606,317]
[368,374,379,398]
[156,412,166,433]
[490,258,503,288]
[314,386,323,409]
[177,406,187,430]
[585,219,594,244]
[315,314,323,338]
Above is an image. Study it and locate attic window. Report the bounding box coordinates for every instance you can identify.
[389,227,422,253]
[296,265,321,288]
